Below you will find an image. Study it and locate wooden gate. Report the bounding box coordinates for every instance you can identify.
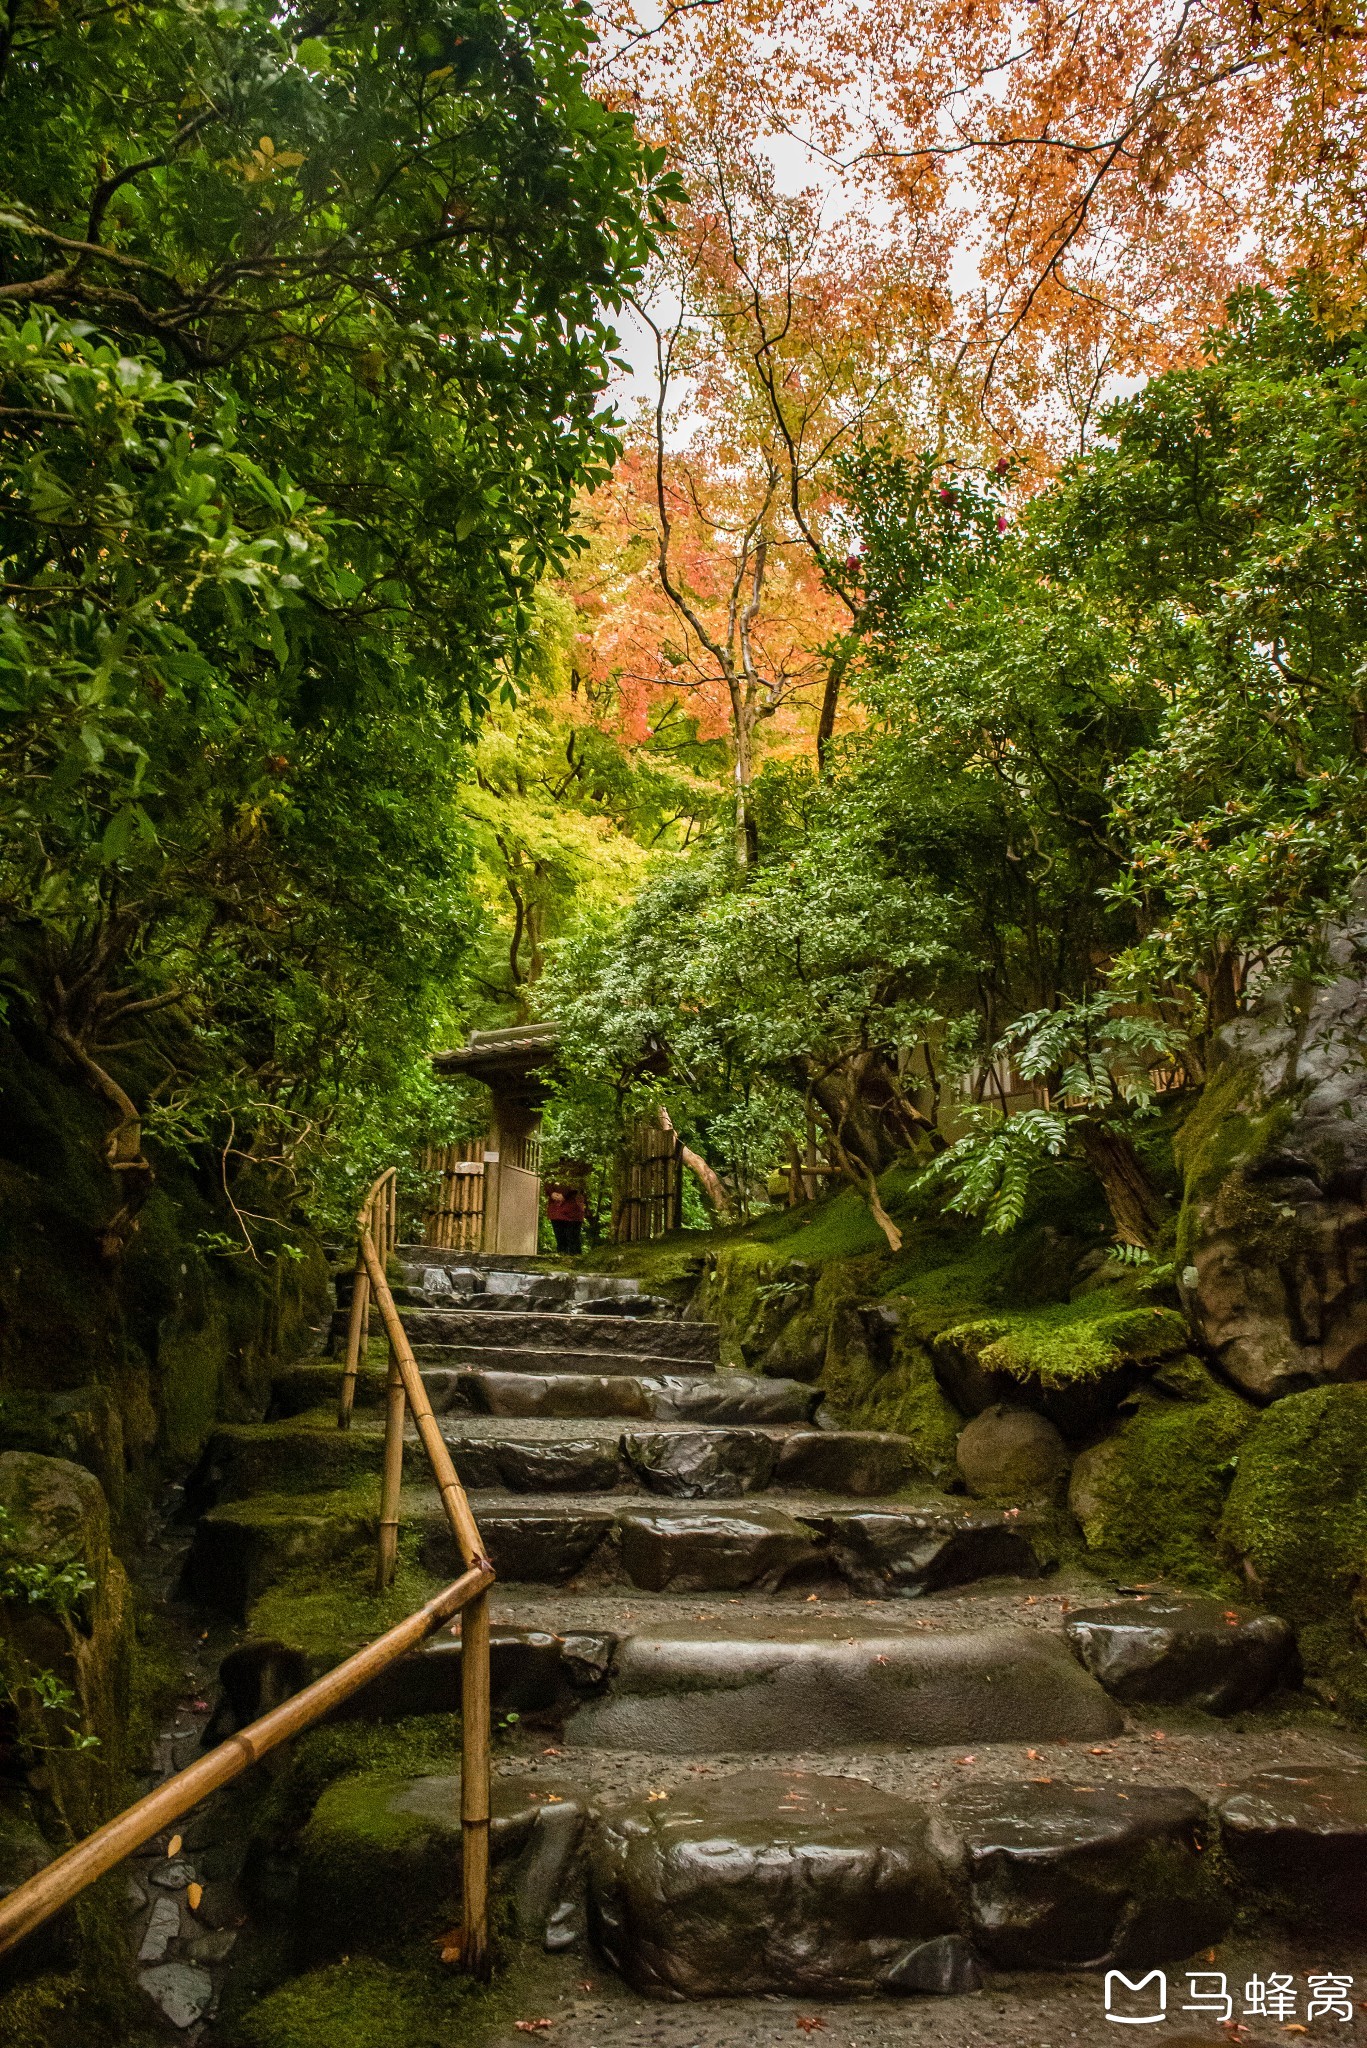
[612,1122,682,1243]
[420,1141,486,1251]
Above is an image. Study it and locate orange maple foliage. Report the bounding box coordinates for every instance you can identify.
[570,0,1367,797]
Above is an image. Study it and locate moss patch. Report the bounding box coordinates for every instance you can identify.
[1072,1367,1256,1591]
[249,1548,448,1663]
[1221,1384,1367,1716]
[831,1332,962,1484]
[224,1953,496,2048]
[942,1301,1188,1389]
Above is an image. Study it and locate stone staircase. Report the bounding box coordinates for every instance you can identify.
[186,1249,1367,2019]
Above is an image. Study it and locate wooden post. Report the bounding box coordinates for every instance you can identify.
[460,1588,492,1977]
[336,1248,370,1430]
[376,1343,406,1589]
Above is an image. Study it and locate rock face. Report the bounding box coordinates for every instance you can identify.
[934,1782,1229,1969]
[956,1406,1070,1500]
[588,1772,962,1999]
[1065,1598,1295,1713]
[775,1430,914,1496]
[1178,904,1367,1401]
[1217,1768,1367,1925]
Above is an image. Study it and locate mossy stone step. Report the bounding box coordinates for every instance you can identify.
[294,1769,588,1964]
[194,1415,917,1503]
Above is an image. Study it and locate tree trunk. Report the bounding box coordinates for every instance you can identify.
[1075,1120,1169,1250]
[659,1109,733,1220]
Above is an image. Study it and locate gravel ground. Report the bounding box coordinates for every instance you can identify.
[489,1568,1231,1640]
[483,1938,1367,2048]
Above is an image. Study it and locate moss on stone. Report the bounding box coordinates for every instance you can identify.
[1221,1384,1367,1716]
[834,1334,962,1484]
[1071,1368,1256,1591]
[224,1954,494,2048]
[249,1549,448,1662]
[943,1301,1189,1389]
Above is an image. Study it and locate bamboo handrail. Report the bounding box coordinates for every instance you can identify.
[353,1169,494,1973]
[338,1165,395,1430]
[0,1562,493,1961]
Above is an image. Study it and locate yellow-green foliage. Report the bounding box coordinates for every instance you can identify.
[942,1302,1189,1388]
[1074,1367,1256,1591]
[1222,1384,1367,1715]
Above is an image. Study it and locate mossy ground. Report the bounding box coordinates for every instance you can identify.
[223,1945,537,2048]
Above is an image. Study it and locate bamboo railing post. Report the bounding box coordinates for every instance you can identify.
[376,1342,406,1589]
[336,1247,370,1430]
[460,1588,492,1978]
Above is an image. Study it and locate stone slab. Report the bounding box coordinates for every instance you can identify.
[814,1506,1045,1596]
[935,1781,1229,1969]
[566,1626,1123,1754]
[1218,1767,1367,1924]
[1065,1598,1295,1713]
[617,1504,818,1593]
[775,1430,915,1497]
[588,1770,961,1998]
[621,1429,777,1498]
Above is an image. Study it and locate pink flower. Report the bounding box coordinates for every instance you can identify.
[997,514,1007,532]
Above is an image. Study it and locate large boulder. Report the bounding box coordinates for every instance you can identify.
[588,1771,963,1999]
[1064,1597,1294,1713]
[956,1405,1069,1500]
[933,1782,1229,1970]
[1177,904,1367,1401]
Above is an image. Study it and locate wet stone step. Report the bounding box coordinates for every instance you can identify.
[932,1780,1229,1969]
[413,1493,1051,1595]
[409,1343,718,1377]
[589,1770,963,1999]
[1217,1767,1367,1925]
[433,1368,821,1424]
[399,1309,718,1362]
[1064,1596,1296,1714]
[565,1626,1123,1754]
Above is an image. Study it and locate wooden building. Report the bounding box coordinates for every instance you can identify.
[428,1025,558,1255]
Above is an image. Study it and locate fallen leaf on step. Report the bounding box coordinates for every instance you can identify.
[579,1982,593,1993]
[514,2021,554,2033]
[434,1926,462,1964]
[1089,1746,1113,1755]
[795,2019,827,2034]
[542,1747,562,1757]
[647,1790,669,1801]
[806,1593,819,1603]
[545,1793,563,1803]
[186,1883,203,1912]
[167,1836,182,1858]
[955,1756,977,1767]
[1030,1776,1054,1785]
[1025,1750,1041,1761]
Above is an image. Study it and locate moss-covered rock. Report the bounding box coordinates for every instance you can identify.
[1066,1368,1256,1591]
[184,1488,375,1621]
[1175,921,1367,1401]
[1221,1384,1367,1715]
